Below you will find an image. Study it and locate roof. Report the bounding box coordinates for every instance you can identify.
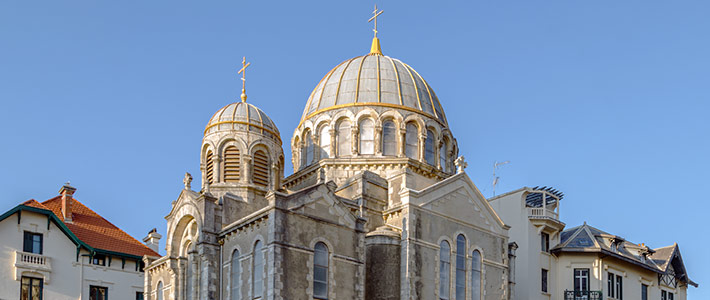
[552,223,697,287]
[300,51,448,126]
[204,101,281,144]
[40,196,158,258]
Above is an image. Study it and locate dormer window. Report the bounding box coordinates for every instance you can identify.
[92,254,106,266]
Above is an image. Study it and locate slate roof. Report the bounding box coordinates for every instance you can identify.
[552,223,697,287]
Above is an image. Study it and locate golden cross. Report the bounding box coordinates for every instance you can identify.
[368,5,384,37]
[237,56,251,91]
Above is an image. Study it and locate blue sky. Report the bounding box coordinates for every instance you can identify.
[0,1,707,297]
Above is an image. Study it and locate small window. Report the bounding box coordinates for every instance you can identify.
[541,269,548,293]
[90,285,108,300]
[439,140,447,171]
[608,272,614,298]
[231,250,241,300]
[405,122,419,159]
[541,232,549,252]
[303,131,314,166]
[205,150,214,184]
[23,232,43,255]
[92,254,107,266]
[662,290,667,300]
[319,125,331,159]
[252,150,269,187]
[641,284,648,300]
[455,235,466,300]
[20,276,43,300]
[471,250,481,300]
[223,146,241,183]
[313,242,329,299]
[615,274,622,300]
[337,120,352,157]
[574,268,589,291]
[425,130,436,165]
[359,119,375,155]
[252,241,264,299]
[382,120,397,156]
[439,241,451,300]
[136,292,144,300]
[156,281,163,300]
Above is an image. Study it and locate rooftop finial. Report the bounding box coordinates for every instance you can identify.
[368,5,384,55]
[237,56,251,102]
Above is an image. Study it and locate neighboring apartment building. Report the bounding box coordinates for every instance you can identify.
[489,187,697,300]
[0,183,160,300]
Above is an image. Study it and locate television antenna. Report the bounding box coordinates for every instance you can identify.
[492,160,510,197]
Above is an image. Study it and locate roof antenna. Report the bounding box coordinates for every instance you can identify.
[492,160,510,197]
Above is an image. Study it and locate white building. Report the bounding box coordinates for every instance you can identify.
[0,183,159,300]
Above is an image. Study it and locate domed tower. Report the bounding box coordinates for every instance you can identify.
[201,59,284,198]
[287,36,459,189]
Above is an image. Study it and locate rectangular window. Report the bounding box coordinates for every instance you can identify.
[20,276,43,300]
[92,254,106,266]
[23,232,43,255]
[668,292,674,300]
[541,232,550,252]
[90,285,108,300]
[136,292,144,300]
[662,290,667,300]
[641,284,648,300]
[541,269,548,293]
[608,272,614,297]
[616,274,622,300]
[573,268,589,291]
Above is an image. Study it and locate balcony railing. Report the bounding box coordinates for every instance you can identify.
[528,207,559,220]
[563,290,602,300]
[15,251,51,271]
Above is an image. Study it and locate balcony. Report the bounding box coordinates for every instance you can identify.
[14,251,52,282]
[563,290,602,300]
[528,207,559,220]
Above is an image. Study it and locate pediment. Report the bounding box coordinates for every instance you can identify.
[286,184,358,229]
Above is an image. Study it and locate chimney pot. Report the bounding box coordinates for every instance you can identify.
[59,182,76,223]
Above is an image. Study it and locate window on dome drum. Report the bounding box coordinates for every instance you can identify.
[231,250,240,300]
[303,131,314,166]
[471,250,481,300]
[313,242,329,299]
[319,125,331,159]
[156,281,163,300]
[439,140,447,171]
[425,130,436,165]
[252,150,269,187]
[541,269,548,293]
[382,120,397,156]
[359,119,375,155]
[405,122,419,159]
[23,231,42,255]
[20,276,42,300]
[541,232,550,252]
[253,241,264,299]
[439,240,451,300]
[92,254,106,266]
[89,285,108,300]
[205,150,214,184]
[455,235,466,300]
[337,120,352,157]
[223,146,241,183]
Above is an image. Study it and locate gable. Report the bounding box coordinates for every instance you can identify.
[285,184,358,229]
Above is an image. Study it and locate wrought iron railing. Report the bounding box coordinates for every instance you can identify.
[563,290,602,300]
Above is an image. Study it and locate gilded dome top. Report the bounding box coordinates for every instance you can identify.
[300,53,447,126]
[205,102,281,144]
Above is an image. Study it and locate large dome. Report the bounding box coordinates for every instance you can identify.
[205,102,281,144]
[300,53,447,126]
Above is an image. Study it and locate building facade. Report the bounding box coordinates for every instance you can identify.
[143,36,513,300]
[0,183,159,300]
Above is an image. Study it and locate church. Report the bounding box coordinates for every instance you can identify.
[143,8,513,300]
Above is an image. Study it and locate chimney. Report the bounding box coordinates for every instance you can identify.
[59,182,76,223]
[143,228,162,254]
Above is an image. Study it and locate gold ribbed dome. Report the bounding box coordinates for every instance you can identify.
[205,102,281,144]
[300,53,447,125]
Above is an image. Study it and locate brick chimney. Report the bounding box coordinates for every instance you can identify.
[143,228,162,254]
[59,182,76,223]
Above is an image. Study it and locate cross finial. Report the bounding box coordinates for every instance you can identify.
[368,5,384,38]
[237,56,251,102]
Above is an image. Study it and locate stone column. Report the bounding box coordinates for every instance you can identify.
[398,128,406,158]
[329,128,336,158]
[352,127,359,156]
[271,163,280,190]
[418,134,426,163]
[313,133,321,161]
[212,156,222,183]
[374,124,382,156]
[243,155,253,184]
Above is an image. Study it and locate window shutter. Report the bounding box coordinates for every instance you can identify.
[205,151,214,184]
[223,146,241,183]
[252,150,269,187]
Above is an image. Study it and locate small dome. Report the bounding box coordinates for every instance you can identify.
[301,54,447,125]
[205,102,281,144]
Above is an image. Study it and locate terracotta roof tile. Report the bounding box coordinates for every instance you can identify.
[22,199,50,210]
[41,196,158,257]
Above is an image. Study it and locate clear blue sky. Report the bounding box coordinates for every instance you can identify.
[1,1,706,297]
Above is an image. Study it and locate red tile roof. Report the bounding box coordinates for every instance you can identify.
[39,196,159,257]
[22,199,50,210]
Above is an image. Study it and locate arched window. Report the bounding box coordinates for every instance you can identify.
[252,241,264,299]
[405,122,419,159]
[231,250,241,300]
[455,235,466,299]
[303,131,314,166]
[185,243,194,298]
[319,125,331,159]
[252,150,269,187]
[205,150,214,184]
[157,281,164,300]
[440,241,451,300]
[382,120,397,156]
[425,129,436,165]
[359,119,375,155]
[439,139,448,172]
[224,146,241,183]
[313,242,329,299]
[337,120,351,157]
[471,250,482,300]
